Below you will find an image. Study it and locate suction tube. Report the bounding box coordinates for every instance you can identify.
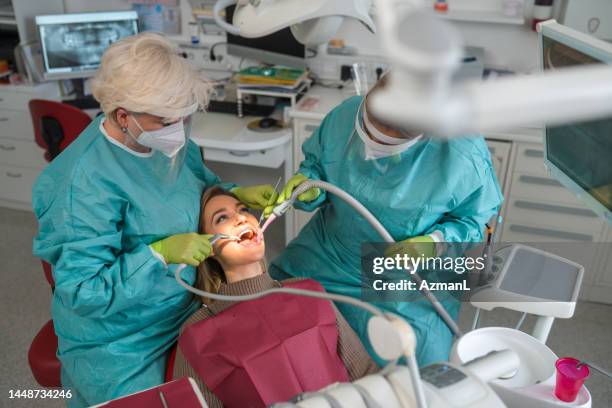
[289,180,463,338]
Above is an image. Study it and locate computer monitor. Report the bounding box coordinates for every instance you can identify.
[539,21,612,224]
[36,11,139,80]
[225,5,305,69]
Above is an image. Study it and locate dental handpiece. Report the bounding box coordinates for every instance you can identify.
[260,200,294,234]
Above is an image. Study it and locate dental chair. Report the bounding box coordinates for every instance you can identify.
[28,101,91,387]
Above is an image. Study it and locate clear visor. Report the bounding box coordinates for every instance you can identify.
[347,101,423,170]
[123,113,194,185]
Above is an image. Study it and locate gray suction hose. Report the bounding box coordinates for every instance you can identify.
[174,265,384,318]
[290,180,463,338]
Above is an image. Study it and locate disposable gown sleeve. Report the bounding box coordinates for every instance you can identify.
[425,160,503,243]
[295,119,330,212]
[45,167,168,319]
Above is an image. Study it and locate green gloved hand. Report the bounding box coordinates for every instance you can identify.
[385,235,437,259]
[150,233,214,267]
[263,173,320,217]
[231,184,279,210]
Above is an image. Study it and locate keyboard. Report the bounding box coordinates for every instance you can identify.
[207,100,274,116]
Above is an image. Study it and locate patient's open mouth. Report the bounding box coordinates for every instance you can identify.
[237,227,262,246]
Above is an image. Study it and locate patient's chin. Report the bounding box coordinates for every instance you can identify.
[220,242,266,265]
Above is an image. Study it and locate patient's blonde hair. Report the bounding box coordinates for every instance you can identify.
[92,32,210,120]
[197,187,267,305]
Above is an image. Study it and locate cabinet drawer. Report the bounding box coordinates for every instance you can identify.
[0,138,47,169]
[514,143,547,176]
[0,92,35,112]
[509,171,583,206]
[0,164,40,204]
[502,221,597,242]
[202,144,285,169]
[0,109,34,140]
[505,198,602,232]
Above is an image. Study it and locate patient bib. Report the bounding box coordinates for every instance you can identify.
[178,279,349,407]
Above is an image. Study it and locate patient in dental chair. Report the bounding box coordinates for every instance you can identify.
[173,186,378,408]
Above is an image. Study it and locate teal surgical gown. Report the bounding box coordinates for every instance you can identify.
[270,96,503,367]
[32,115,231,407]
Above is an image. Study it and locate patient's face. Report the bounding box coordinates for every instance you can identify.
[202,194,265,265]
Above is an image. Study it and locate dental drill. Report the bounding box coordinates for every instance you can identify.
[261,179,463,338]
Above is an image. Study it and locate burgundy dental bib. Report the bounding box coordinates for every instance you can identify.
[178,279,350,407]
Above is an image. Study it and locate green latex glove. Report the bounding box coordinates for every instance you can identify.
[150,233,213,267]
[263,173,320,217]
[385,235,437,259]
[231,185,279,210]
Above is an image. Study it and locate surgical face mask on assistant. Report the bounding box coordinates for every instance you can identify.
[354,102,423,160]
[129,115,186,158]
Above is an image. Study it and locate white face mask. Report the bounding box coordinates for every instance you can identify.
[355,103,422,160]
[131,116,186,158]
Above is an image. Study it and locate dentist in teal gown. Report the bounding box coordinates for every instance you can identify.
[32,33,277,407]
[269,74,503,367]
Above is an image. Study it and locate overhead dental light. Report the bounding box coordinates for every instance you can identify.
[369,0,612,136]
[212,0,375,46]
[213,0,612,137]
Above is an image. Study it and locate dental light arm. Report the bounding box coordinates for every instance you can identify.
[212,0,241,35]
[274,179,463,339]
[174,264,429,408]
[212,0,375,46]
[213,0,612,135]
[369,0,612,135]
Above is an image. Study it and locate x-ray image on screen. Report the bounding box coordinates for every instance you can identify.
[36,11,139,79]
[40,21,136,69]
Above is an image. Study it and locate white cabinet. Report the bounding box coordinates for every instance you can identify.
[501,141,610,303]
[501,142,606,242]
[0,83,60,210]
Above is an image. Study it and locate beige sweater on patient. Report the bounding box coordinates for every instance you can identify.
[173,273,379,408]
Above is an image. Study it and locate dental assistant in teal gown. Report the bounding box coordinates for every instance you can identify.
[32,33,277,407]
[268,74,503,367]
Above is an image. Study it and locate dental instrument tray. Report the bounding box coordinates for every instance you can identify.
[470,244,584,318]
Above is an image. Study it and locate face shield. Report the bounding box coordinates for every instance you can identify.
[123,103,197,184]
[346,100,425,169]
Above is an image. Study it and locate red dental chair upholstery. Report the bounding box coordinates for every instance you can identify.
[28,100,91,388]
[29,99,92,161]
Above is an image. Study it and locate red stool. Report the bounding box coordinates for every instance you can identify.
[28,320,61,387]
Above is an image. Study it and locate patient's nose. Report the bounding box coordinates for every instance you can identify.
[235,212,248,224]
